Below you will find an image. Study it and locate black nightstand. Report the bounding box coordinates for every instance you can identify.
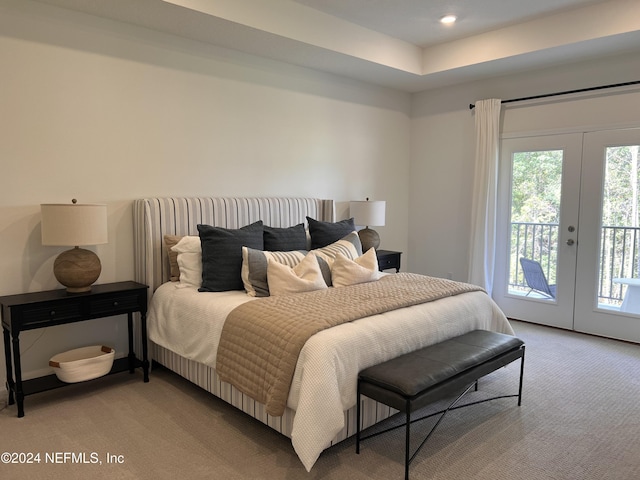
[1,281,148,417]
[377,250,402,272]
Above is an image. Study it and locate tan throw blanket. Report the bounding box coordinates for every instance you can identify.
[215,273,484,416]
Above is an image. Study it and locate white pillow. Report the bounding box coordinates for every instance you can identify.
[266,252,328,296]
[331,248,380,287]
[242,247,306,297]
[311,231,363,286]
[241,231,362,296]
[171,236,202,288]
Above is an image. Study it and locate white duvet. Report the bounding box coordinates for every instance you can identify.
[148,280,514,471]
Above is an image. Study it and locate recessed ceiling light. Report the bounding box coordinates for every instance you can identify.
[440,15,457,25]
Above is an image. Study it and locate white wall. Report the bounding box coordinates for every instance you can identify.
[0,0,411,382]
[410,51,640,282]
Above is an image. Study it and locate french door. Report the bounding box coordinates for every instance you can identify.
[493,128,640,343]
[494,133,581,330]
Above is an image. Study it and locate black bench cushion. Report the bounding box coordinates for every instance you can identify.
[359,330,523,398]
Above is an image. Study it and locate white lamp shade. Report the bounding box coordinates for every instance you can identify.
[41,203,108,246]
[350,200,386,227]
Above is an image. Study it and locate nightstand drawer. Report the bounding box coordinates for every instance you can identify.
[90,294,143,316]
[378,256,397,270]
[376,250,402,272]
[19,303,83,327]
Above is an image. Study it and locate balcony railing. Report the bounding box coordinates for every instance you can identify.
[509,222,558,292]
[599,226,640,304]
[509,223,640,305]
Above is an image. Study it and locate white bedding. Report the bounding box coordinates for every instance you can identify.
[148,280,514,471]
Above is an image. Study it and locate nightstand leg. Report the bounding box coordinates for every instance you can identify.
[11,331,24,417]
[141,312,149,383]
[3,327,15,406]
[127,313,135,374]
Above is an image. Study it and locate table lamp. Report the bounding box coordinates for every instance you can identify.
[349,198,386,252]
[41,199,108,293]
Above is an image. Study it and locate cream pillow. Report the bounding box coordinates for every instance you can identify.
[164,234,183,281]
[267,252,328,296]
[241,231,362,296]
[331,248,380,287]
[311,231,363,286]
[171,236,202,288]
[242,247,306,297]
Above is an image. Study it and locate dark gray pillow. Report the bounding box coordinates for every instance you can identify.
[306,216,355,249]
[263,224,307,251]
[198,221,264,292]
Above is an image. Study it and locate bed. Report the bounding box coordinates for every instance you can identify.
[132,196,514,472]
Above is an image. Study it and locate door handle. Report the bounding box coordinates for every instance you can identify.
[567,239,575,246]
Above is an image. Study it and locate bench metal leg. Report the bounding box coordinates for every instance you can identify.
[405,402,411,480]
[518,345,526,406]
[404,382,475,479]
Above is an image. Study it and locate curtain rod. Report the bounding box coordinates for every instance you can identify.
[468,80,640,110]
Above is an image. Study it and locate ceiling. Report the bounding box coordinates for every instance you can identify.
[295,0,606,47]
[33,0,640,92]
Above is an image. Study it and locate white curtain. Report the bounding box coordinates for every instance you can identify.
[468,99,502,294]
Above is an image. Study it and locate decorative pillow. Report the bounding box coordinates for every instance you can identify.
[242,247,306,297]
[331,248,380,287]
[263,224,307,251]
[198,221,264,292]
[306,216,356,249]
[266,252,327,296]
[163,235,183,281]
[176,252,202,288]
[171,236,202,288]
[311,231,363,286]
[241,231,361,295]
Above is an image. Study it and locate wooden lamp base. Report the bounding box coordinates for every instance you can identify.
[53,247,102,293]
[358,227,380,253]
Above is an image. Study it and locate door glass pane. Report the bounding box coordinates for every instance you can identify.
[600,144,640,314]
[508,150,563,300]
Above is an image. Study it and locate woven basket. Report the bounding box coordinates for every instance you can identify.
[49,345,115,383]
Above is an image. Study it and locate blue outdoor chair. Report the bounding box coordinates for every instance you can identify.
[519,257,556,299]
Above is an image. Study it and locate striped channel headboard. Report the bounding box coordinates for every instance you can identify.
[133,197,335,295]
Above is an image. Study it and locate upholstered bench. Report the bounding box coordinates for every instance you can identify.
[356,330,525,480]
